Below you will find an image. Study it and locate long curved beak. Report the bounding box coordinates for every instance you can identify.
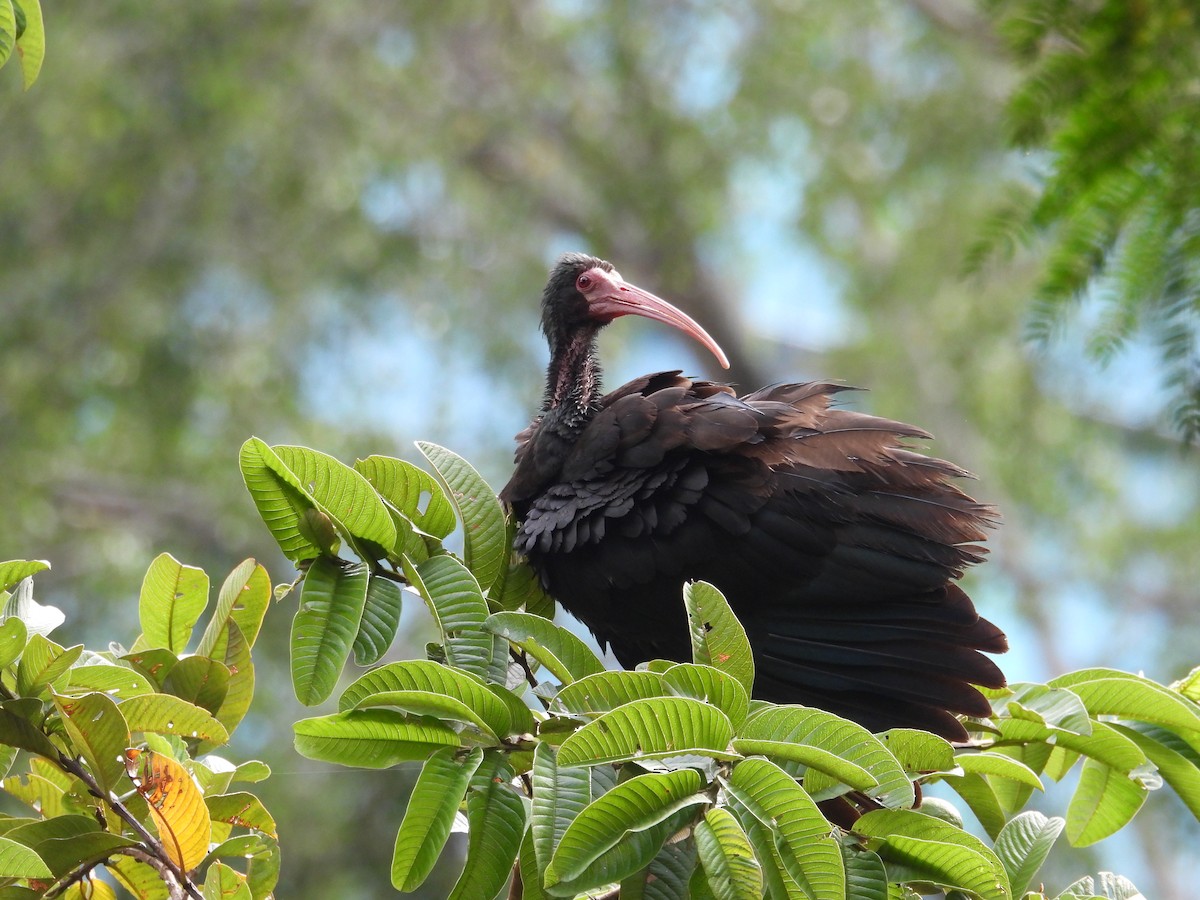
[589,277,731,370]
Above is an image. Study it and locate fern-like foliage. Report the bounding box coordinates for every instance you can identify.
[978,0,1200,440]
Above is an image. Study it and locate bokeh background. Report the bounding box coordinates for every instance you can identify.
[2,2,1197,897]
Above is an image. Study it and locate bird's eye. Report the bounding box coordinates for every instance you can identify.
[576,273,592,291]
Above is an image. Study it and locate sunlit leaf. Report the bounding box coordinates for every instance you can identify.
[206,792,277,841]
[202,861,252,900]
[2,573,64,637]
[723,758,844,900]
[878,729,956,775]
[291,557,369,705]
[340,659,512,738]
[853,808,1010,900]
[1065,757,1147,847]
[163,655,230,716]
[1113,723,1200,821]
[994,811,1064,897]
[125,748,212,872]
[293,709,459,767]
[417,441,508,592]
[117,693,229,745]
[684,581,753,696]
[557,697,736,767]
[355,454,456,541]
[1048,669,1200,734]
[52,691,129,795]
[554,670,668,717]
[0,616,27,668]
[14,0,44,88]
[196,559,269,658]
[391,747,483,891]
[694,806,762,900]
[403,554,498,681]
[742,705,911,806]
[239,437,323,562]
[15,635,82,698]
[546,768,706,888]
[138,553,209,654]
[272,444,398,556]
[662,664,749,731]
[484,611,606,685]
[64,663,153,700]
[0,560,48,593]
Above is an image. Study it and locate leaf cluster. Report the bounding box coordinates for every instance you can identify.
[977,0,1200,439]
[0,558,279,899]
[242,438,1200,898]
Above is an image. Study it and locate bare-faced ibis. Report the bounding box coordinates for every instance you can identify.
[500,253,1006,740]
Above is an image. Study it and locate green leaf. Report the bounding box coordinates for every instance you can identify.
[0,561,48,593]
[994,811,1064,897]
[293,709,459,767]
[239,437,324,562]
[741,706,911,806]
[557,697,736,767]
[0,617,27,668]
[355,454,456,541]
[554,670,668,716]
[955,751,1046,790]
[878,729,956,775]
[531,743,592,879]
[417,442,508,591]
[6,816,138,878]
[52,692,129,795]
[730,738,879,794]
[0,835,52,878]
[163,654,231,715]
[484,611,606,684]
[1112,723,1200,821]
[13,0,43,89]
[546,768,706,888]
[447,751,525,900]
[1065,757,1147,847]
[119,692,230,745]
[854,808,1010,900]
[1048,669,1200,734]
[272,444,397,555]
[684,581,753,696]
[196,559,269,658]
[203,862,252,900]
[404,554,497,681]
[352,575,404,666]
[662,664,750,731]
[206,622,254,746]
[723,757,844,900]
[205,792,277,840]
[490,524,555,614]
[941,772,1007,840]
[1055,872,1144,899]
[694,806,762,900]
[0,702,59,758]
[730,808,803,899]
[16,635,83,697]
[839,839,889,900]
[341,659,512,738]
[138,552,209,654]
[639,836,697,900]
[996,717,1146,773]
[0,1,13,71]
[391,746,483,891]
[64,663,153,700]
[291,557,369,705]
[519,827,552,900]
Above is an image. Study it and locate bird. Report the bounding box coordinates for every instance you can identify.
[500,252,1006,741]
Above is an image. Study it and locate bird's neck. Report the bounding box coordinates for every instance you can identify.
[543,329,603,434]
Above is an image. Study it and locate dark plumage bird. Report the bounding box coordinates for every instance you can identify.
[500,253,1006,740]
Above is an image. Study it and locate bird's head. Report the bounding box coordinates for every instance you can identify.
[541,252,730,369]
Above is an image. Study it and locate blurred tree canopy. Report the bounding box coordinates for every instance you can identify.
[2,1,1198,896]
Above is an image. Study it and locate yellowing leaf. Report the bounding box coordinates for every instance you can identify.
[125,749,212,872]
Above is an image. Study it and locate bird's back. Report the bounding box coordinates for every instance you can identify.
[501,372,1006,740]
